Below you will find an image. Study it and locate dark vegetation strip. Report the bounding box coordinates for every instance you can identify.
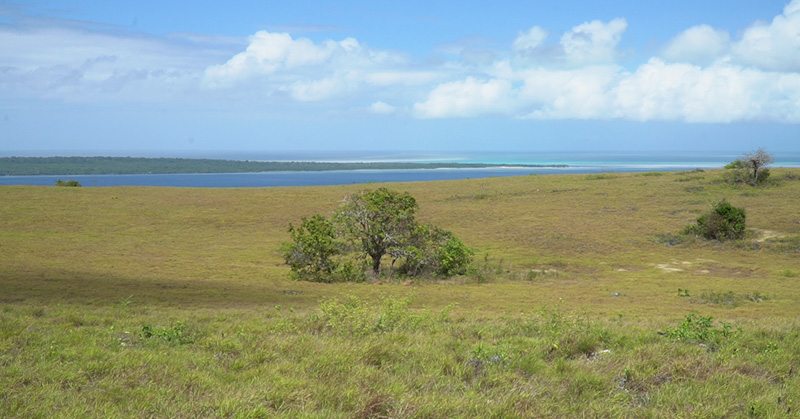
[0,156,567,175]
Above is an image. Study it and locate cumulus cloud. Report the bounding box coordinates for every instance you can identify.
[663,25,730,65]
[613,59,800,122]
[560,18,627,64]
[203,32,366,86]
[414,3,800,123]
[3,2,800,123]
[413,77,513,118]
[414,60,800,122]
[732,0,800,71]
[513,26,548,52]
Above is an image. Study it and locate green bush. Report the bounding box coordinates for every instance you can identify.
[395,224,473,277]
[685,199,746,241]
[55,179,81,187]
[283,215,342,282]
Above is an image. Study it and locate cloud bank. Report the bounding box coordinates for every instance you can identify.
[2,1,800,123]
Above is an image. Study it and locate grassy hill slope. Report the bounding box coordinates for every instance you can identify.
[1,169,799,416]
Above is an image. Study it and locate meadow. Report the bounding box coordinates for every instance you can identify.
[1,169,799,417]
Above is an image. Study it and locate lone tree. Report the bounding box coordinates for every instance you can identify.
[725,148,773,185]
[335,188,418,275]
[742,148,773,185]
[283,188,472,281]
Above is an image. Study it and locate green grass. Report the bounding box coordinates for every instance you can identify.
[1,169,799,416]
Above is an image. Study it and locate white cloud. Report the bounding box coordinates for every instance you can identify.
[560,18,627,64]
[613,59,800,123]
[414,59,800,123]
[663,25,730,65]
[413,77,513,118]
[3,3,800,124]
[513,26,548,52]
[369,101,396,114]
[203,32,367,86]
[517,66,620,119]
[732,0,800,71]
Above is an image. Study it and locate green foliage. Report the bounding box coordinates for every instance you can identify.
[335,187,418,274]
[54,179,81,187]
[315,296,423,335]
[724,160,745,169]
[395,224,473,276]
[140,322,193,345]
[685,199,746,241]
[283,215,341,282]
[661,313,734,346]
[285,188,472,280]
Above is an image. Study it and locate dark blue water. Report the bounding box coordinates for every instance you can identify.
[1,151,797,187]
[0,166,708,187]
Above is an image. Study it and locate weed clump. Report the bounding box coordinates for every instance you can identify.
[661,313,735,348]
[314,296,424,336]
[140,322,194,345]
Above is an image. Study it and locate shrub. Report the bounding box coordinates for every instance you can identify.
[395,224,473,277]
[283,214,341,282]
[55,179,81,187]
[684,199,746,241]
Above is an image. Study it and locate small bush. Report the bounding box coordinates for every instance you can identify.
[661,313,734,347]
[283,215,341,282]
[55,179,81,187]
[394,224,472,277]
[684,199,746,241]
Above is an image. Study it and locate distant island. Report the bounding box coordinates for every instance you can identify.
[0,157,567,176]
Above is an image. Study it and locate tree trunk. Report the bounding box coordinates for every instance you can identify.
[371,254,382,275]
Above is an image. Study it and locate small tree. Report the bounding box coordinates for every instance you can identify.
[685,199,746,241]
[725,148,773,185]
[283,214,340,282]
[335,188,418,275]
[284,188,473,281]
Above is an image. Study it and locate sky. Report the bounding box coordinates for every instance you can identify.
[1,0,799,154]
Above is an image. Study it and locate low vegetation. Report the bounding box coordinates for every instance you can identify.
[2,167,800,416]
[54,179,81,187]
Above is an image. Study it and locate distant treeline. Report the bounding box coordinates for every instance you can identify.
[0,157,567,176]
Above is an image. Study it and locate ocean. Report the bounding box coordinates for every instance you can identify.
[1,151,798,187]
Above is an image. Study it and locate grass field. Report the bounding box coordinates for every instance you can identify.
[1,169,799,417]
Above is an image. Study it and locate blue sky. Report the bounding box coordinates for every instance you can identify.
[1,0,799,154]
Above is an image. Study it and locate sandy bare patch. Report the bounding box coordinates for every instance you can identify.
[752,229,786,243]
[656,263,684,273]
